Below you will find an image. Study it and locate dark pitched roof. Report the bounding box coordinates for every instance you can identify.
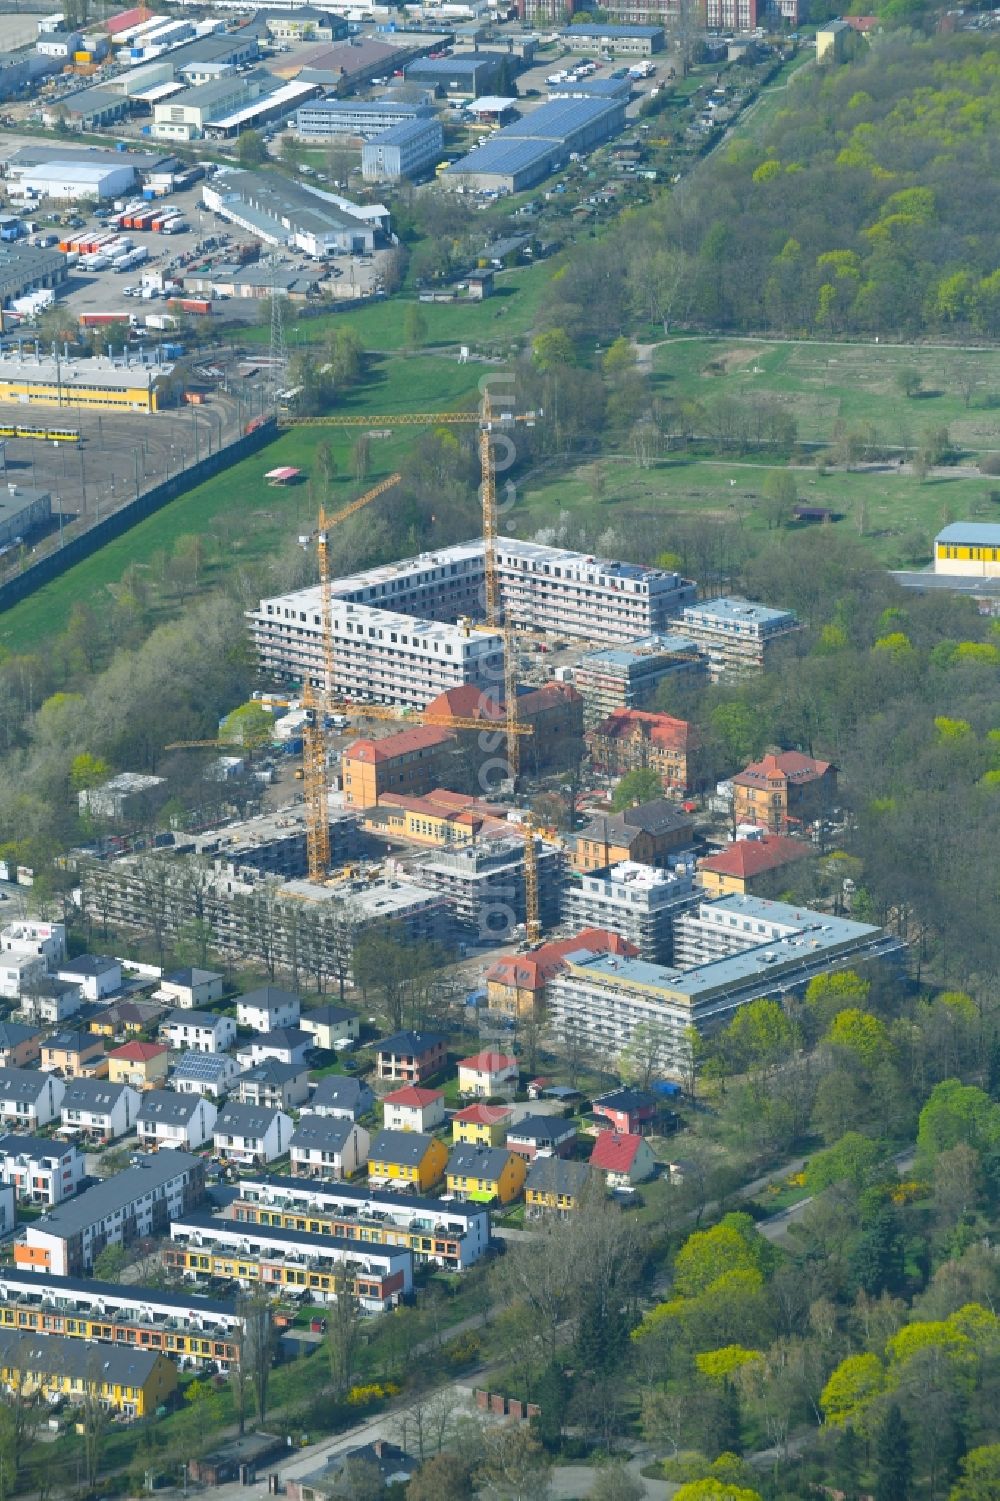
[526,1157,591,1198]
[240,1060,307,1086]
[376,1031,446,1056]
[238,986,301,1012]
[308,1076,373,1114]
[216,1102,286,1136]
[137,1089,204,1126]
[371,1128,438,1165]
[446,1144,512,1180]
[506,1115,576,1145]
[291,1118,356,1153]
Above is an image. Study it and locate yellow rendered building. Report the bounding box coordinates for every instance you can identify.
[934,523,1000,578]
[0,1329,176,1418]
[445,1145,526,1205]
[0,356,163,414]
[368,1129,448,1192]
[451,1104,514,1147]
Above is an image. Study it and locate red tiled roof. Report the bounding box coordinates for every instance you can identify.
[733,751,832,788]
[484,929,637,992]
[458,1050,517,1074]
[590,1131,643,1172]
[453,1104,514,1125]
[588,708,699,752]
[110,1040,168,1062]
[699,835,813,880]
[383,1086,443,1108]
[344,725,456,764]
[424,681,581,723]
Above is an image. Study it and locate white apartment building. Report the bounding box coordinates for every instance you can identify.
[247,593,504,710]
[0,953,46,1001]
[496,538,697,643]
[214,1103,292,1165]
[171,1052,241,1101]
[18,1151,206,1277]
[289,1117,370,1180]
[0,1068,64,1129]
[560,860,699,964]
[236,988,301,1035]
[0,1134,84,1207]
[0,921,66,968]
[161,1009,236,1055]
[136,1090,218,1152]
[60,1079,139,1143]
[547,898,903,1066]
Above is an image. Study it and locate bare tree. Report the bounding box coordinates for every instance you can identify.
[240,1289,276,1427]
[324,1267,361,1398]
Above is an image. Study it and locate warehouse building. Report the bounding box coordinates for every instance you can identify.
[0,487,51,550]
[362,115,444,181]
[0,243,68,311]
[444,94,627,193]
[548,75,632,101]
[11,160,135,204]
[203,171,379,257]
[248,591,504,708]
[49,87,132,132]
[558,23,665,54]
[282,37,416,91]
[0,354,169,414]
[0,52,60,102]
[547,896,903,1067]
[405,52,509,97]
[295,97,435,140]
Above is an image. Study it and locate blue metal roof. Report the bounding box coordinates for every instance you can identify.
[936,522,1000,545]
[502,95,622,140]
[446,136,554,177]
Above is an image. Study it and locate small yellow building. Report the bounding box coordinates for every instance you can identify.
[452,1103,514,1147]
[446,1145,526,1205]
[525,1158,592,1218]
[368,1128,448,1192]
[934,522,1000,578]
[108,1040,171,1088]
[0,1328,176,1419]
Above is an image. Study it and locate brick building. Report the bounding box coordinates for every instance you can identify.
[587,708,703,795]
[341,726,459,809]
[732,752,837,835]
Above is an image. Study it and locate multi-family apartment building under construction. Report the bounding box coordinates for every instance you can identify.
[248,538,698,699]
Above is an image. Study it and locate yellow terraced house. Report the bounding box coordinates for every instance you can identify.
[368,1129,448,1192]
[524,1158,592,1218]
[451,1103,514,1147]
[0,356,163,413]
[0,1328,176,1418]
[445,1145,526,1205]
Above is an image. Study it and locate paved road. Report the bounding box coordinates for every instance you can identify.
[757,1148,916,1244]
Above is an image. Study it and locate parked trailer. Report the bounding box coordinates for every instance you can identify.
[79,312,134,328]
[167,298,212,316]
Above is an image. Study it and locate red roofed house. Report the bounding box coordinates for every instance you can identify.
[844,14,879,31]
[424,681,584,772]
[108,1040,170,1090]
[732,751,837,835]
[457,1050,519,1100]
[590,1131,657,1188]
[485,929,637,1020]
[587,709,703,795]
[382,1086,445,1134]
[452,1103,514,1146]
[341,726,458,809]
[699,834,814,898]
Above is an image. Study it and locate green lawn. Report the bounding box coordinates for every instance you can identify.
[656,336,1000,452]
[510,446,990,568]
[245,263,556,355]
[0,351,492,653]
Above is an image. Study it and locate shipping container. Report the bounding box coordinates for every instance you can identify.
[167,298,212,316]
[79,312,134,327]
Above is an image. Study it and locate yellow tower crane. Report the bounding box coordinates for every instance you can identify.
[301,472,403,881]
[521,812,541,947]
[279,396,540,781]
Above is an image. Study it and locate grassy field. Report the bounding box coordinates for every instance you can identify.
[656,336,1000,452]
[0,350,489,652]
[243,262,555,355]
[510,448,992,568]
